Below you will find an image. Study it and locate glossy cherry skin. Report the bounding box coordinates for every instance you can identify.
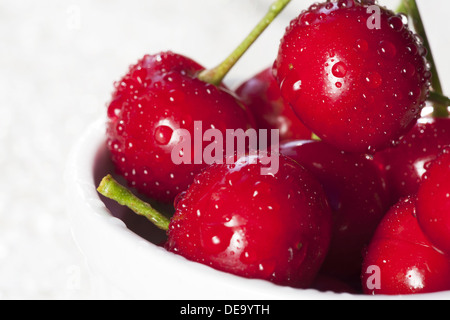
[417,149,450,256]
[374,116,450,205]
[236,67,312,142]
[280,140,390,280]
[361,196,450,295]
[273,0,430,153]
[165,153,333,288]
[106,52,255,203]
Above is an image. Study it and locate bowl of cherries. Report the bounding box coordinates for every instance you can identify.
[66,0,450,299]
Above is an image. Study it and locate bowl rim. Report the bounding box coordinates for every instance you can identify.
[64,117,450,300]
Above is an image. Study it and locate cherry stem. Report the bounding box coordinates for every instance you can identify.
[428,91,450,106]
[398,0,448,117]
[198,0,292,86]
[97,174,170,231]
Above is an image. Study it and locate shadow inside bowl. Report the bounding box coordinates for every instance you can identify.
[92,142,174,246]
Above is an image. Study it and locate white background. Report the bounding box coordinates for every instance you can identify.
[0,0,449,299]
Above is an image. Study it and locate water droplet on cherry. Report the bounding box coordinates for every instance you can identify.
[200,225,233,254]
[388,16,404,32]
[365,71,383,89]
[401,62,416,78]
[301,12,315,26]
[116,121,125,135]
[173,191,186,208]
[355,39,368,52]
[325,2,334,10]
[168,89,185,103]
[332,61,347,78]
[398,13,409,26]
[154,125,173,145]
[378,40,397,59]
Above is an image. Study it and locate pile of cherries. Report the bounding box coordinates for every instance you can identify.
[98,0,450,296]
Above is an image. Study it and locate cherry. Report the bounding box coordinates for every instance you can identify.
[416,148,450,256]
[106,52,255,203]
[106,0,292,204]
[280,140,390,280]
[361,196,450,295]
[273,0,430,153]
[98,153,333,289]
[373,115,450,205]
[236,67,312,142]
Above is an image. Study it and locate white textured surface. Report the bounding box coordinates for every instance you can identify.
[0,0,449,299]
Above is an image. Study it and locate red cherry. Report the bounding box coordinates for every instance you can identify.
[106,52,255,203]
[280,140,390,280]
[165,153,333,288]
[273,0,430,153]
[373,116,450,205]
[236,67,312,141]
[98,154,333,288]
[361,196,450,295]
[417,148,450,256]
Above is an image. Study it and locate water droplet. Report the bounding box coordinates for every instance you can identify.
[200,225,233,254]
[398,13,409,26]
[401,62,416,78]
[332,62,347,78]
[406,43,418,55]
[300,12,315,26]
[173,191,186,208]
[108,102,122,120]
[337,0,352,8]
[154,125,173,145]
[418,45,428,57]
[257,260,276,278]
[280,75,303,105]
[365,71,383,89]
[116,121,125,135]
[335,82,342,88]
[393,92,403,100]
[168,89,185,103]
[414,34,424,46]
[388,16,404,32]
[378,40,397,59]
[362,93,375,104]
[355,39,368,52]
[408,87,421,100]
[240,249,257,264]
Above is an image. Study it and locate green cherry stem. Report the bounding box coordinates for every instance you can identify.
[97,174,170,231]
[428,91,450,107]
[198,0,292,86]
[398,0,448,117]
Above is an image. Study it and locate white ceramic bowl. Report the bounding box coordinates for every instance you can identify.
[65,118,450,300]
